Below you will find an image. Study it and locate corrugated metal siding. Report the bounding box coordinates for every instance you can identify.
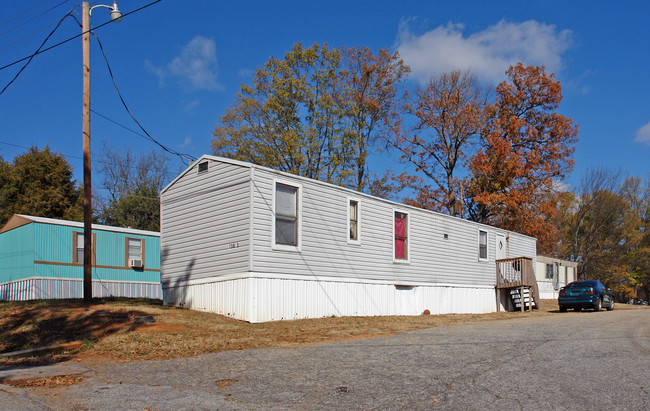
[160,160,250,285]
[162,276,495,322]
[252,168,536,287]
[250,278,496,322]
[162,277,251,319]
[0,277,162,301]
[0,223,34,283]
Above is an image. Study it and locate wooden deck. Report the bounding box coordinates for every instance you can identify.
[496,257,540,311]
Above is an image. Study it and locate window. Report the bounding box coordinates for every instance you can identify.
[126,238,144,268]
[546,263,554,279]
[74,232,84,264]
[198,161,208,173]
[348,198,360,244]
[394,211,408,261]
[274,182,300,248]
[478,230,488,260]
[73,231,95,265]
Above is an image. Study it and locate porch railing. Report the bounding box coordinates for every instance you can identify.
[496,257,540,311]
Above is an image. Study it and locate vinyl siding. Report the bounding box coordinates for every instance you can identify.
[0,224,34,283]
[251,168,536,287]
[160,159,250,285]
[0,221,160,285]
[32,223,159,270]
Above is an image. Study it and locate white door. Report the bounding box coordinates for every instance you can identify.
[496,233,507,261]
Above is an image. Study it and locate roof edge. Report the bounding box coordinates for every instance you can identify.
[0,214,159,237]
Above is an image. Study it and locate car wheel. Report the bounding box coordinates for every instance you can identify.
[559,305,567,312]
[593,298,602,312]
[606,300,614,311]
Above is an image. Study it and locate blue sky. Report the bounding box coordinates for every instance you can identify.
[1,0,649,193]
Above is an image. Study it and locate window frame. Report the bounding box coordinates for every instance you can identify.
[347,196,361,245]
[272,179,302,252]
[125,237,145,269]
[198,161,209,173]
[72,231,96,265]
[478,230,488,262]
[545,263,554,279]
[393,208,410,263]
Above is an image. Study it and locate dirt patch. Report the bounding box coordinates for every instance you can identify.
[3,374,84,388]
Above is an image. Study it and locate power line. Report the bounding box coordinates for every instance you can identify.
[91,109,151,140]
[0,140,180,177]
[0,0,163,72]
[84,23,196,164]
[0,0,52,28]
[0,18,60,53]
[91,109,196,166]
[0,0,70,39]
[0,8,74,96]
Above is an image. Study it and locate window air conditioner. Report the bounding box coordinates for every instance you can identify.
[129,259,143,268]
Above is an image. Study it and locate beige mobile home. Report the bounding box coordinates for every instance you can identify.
[160,155,538,322]
[535,255,578,299]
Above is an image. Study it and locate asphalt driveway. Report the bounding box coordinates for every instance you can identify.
[2,309,649,410]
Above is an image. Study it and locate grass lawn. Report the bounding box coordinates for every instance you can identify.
[1,298,646,366]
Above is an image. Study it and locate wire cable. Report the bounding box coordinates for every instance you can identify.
[0,0,52,28]
[80,20,196,164]
[0,140,179,177]
[0,0,70,39]
[0,8,74,96]
[0,18,61,53]
[0,0,163,72]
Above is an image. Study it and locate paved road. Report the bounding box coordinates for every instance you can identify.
[2,309,649,410]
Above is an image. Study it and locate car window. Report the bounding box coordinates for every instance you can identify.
[566,280,598,288]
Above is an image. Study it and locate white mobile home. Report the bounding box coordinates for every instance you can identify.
[535,255,578,299]
[160,155,537,322]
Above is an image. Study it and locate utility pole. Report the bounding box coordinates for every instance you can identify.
[81,1,122,304]
[82,1,92,303]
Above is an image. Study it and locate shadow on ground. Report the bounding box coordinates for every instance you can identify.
[0,298,161,368]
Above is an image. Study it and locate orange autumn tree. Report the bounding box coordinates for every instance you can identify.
[391,70,487,214]
[467,63,578,253]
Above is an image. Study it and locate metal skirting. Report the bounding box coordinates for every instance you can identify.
[163,275,497,323]
[537,280,568,300]
[0,277,162,301]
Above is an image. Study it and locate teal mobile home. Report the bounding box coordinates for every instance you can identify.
[0,214,161,300]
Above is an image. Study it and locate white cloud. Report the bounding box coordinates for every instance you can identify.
[238,68,254,78]
[553,179,571,193]
[147,36,221,91]
[179,136,192,149]
[396,19,572,84]
[184,99,200,114]
[635,122,650,146]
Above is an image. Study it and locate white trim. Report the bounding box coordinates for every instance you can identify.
[248,167,255,272]
[271,178,302,252]
[161,271,496,289]
[11,214,159,237]
[478,229,488,262]
[495,232,506,260]
[127,237,144,261]
[392,207,410,263]
[346,196,361,245]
